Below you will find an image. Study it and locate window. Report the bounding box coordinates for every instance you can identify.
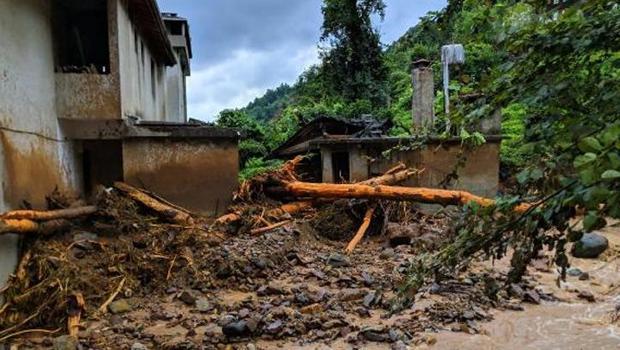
[151,59,156,98]
[53,0,109,74]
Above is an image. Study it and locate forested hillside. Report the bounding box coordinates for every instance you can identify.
[218,0,538,173]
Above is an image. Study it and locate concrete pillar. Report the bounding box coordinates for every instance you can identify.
[412,59,435,132]
[349,146,369,182]
[321,147,334,183]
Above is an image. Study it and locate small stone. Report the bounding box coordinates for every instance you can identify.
[246,344,256,350]
[339,288,366,302]
[523,290,541,305]
[509,284,525,299]
[578,290,595,302]
[217,314,236,327]
[361,271,375,286]
[362,292,376,308]
[567,267,583,277]
[222,320,252,338]
[327,253,350,268]
[579,272,590,281]
[257,282,288,296]
[179,291,196,305]
[572,232,609,259]
[196,297,210,312]
[131,342,148,350]
[360,326,389,342]
[53,335,77,350]
[429,282,441,294]
[108,299,132,314]
[380,248,396,259]
[392,340,409,350]
[265,320,284,334]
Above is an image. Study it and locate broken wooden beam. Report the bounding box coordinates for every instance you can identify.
[280,182,532,213]
[113,182,194,225]
[250,220,291,235]
[344,205,376,254]
[0,219,70,235]
[1,206,97,221]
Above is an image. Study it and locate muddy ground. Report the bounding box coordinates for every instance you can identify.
[7,210,620,350]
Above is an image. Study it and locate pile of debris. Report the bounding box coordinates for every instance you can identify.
[0,158,535,348]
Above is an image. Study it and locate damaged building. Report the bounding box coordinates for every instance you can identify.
[272,60,501,198]
[0,1,239,285]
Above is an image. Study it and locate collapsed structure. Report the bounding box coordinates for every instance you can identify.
[0,1,239,287]
[272,60,501,199]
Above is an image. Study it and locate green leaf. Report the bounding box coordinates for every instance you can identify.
[583,212,605,232]
[573,153,597,169]
[578,137,603,153]
[602,170,620,179]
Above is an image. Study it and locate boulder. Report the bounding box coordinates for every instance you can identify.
[572,232,608,259]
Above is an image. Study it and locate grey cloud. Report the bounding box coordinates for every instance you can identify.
[156,0,447,121]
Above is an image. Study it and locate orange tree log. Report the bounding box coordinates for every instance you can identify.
[216,167,419,225]
[281,182,532,213]
[0,219,70,235]
[344,205,376,254]
[114,182,194,225]
[1,206,97,221]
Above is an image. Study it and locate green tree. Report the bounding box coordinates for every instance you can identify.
[319,0,389,106]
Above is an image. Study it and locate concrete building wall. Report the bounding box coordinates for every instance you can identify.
[122,139,239,216]
[320,142,499,198]
[117,0,167,122]
[0,0,82,287]
[55,0,122,120]
[164,51,186,123]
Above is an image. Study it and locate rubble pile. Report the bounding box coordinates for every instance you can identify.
[0,159,542,348]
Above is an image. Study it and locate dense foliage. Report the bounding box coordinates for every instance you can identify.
[401,0,620,295]
[319,0,389,105]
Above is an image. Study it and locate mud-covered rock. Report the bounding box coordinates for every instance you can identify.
[572,232,608,259]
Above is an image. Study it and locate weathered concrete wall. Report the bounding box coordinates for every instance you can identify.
[321,142,499,198]
[165,51,187,123]
[122,139,239,216]
[0,0,82,287]
[55,0,122,120]
[117,0,167,122]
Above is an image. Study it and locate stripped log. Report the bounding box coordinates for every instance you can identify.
[67,293,85,337]
[280,182,532,213]
[114,182,194,225]
[215,166,420,225]
[0,219,70,235]
[250,220,291,235]
[1,206,97,221]
[344,205,376,254]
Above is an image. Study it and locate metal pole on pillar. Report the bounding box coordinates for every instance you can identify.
[441,44,465,132]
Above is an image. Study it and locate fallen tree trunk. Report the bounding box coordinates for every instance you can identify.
[0,219,70,235]
[215,166,419,225]
[344,205,376,254]
[114,182,194,225]
[1,206,97,221]
[281,182,532,213]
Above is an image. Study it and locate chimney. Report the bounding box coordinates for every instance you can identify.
[411,59,435,133]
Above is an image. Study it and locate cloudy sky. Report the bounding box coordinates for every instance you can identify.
[158,0,447,121]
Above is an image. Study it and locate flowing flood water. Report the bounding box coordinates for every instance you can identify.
[428,223,620,350]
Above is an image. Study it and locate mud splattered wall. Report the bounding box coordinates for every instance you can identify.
[117,0,168,122]
[0,0,82,286]
[122,138,239,216]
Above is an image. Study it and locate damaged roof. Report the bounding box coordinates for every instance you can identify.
[270,115,392,158]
